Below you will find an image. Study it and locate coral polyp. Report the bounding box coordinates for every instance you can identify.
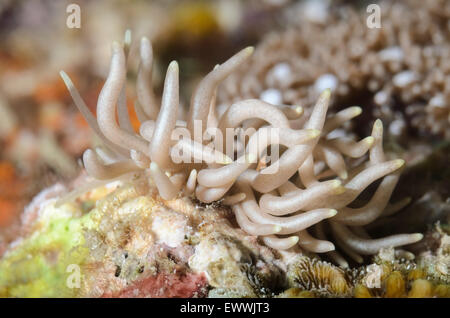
[220,0,450,140]
[59,32,422,263]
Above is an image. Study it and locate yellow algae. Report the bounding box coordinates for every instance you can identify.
[384,271,406,298]
[407,269,426,281]
[354,284,372,298]
[408,279,433,298]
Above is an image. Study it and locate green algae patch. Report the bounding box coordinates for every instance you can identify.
[0,203,95,297]
[0,183,154,298]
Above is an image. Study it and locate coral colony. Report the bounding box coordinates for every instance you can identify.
[60,31,422,266]
[220,0,450,139]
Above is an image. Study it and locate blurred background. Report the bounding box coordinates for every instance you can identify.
[0,0,449,248]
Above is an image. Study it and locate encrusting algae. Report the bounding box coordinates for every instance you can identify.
[0,177,284,297]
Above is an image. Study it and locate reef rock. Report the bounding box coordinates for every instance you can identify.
[0,178,448,298]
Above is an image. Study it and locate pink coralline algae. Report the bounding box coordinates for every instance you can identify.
[102,271,208,298]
